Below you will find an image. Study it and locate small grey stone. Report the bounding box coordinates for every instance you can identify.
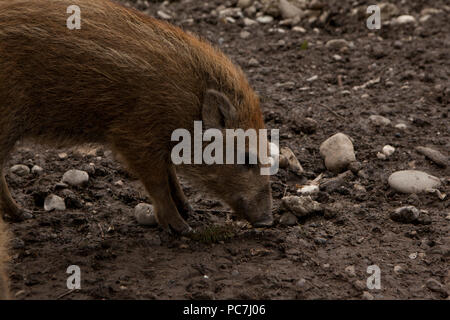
[314,237,327,245]
[296,278,306,287]
[320,170,353,193]
[62,169,89,187]
[280,147,304,175]
[393,15,416,25]
[248,58,259,66]
[240,30,251,39]
[31,165,44,175]
[237,0,253,9]
[394,265,404,274]
[279,0,302,19]
[157,10,171,20]
[345,265,356,277]
[353,280,366,291]
[57,152,68,160]
[256,15,274,24]
[44,194,66,211]
[320,133,356,173]
[362,291,374,300]
[426,278,446,294]
[369,115,391,126]
[388,170,441,194]
[279,212,297,226]
[134,203,157,226]
[281,196,322,217]
[416,146,448,167]
[325,39,350,50]
[243,17,257,26]
[10,164,30,177]
[390,206,420,224]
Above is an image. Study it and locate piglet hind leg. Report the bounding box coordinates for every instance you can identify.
[168,167,194,220]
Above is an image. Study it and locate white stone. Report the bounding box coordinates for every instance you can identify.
[243,17,257,26]
[325,39,349,49]
[362,291,374,300]
[382,145,395,156]
[134,203,157,226]
[297,184,320,195]
[345,265,356,277]
[218,8,242,19]
[44,194,66,211]
[256,15,274,24]
[248,58,259,66]
[31,165,44,175]
[240,30,251,39]
[393,15,416,25]
[237,0,253,9]
[306,75,318,82]
[10,164,30,176]
[377,152,387,160]
[58,152,68,160]
[281,196,321,217]
[388,170,441,194]
[292,26,306,33]
[320,133,356,173]
[395,123,407,130]
[369,115,391,126]
[157,10,171,20]
[62,169,89,187]
[279,0,302,19]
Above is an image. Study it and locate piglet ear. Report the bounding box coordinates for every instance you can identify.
[202,89,237,129]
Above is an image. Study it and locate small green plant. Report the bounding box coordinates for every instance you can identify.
[300,40,308,50]
[190,224,235,244]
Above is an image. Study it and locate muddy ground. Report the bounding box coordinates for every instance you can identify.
[5,0,449,299]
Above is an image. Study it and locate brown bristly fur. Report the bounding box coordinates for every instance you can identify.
[0,0,273,295]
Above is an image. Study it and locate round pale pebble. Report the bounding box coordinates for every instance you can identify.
[237,0,253,9]
[10,164,30,177]
[393,15,416,25]
[31,165,44,175]
[395,123,407,130]
[369,115,391,126]
[382,145,395,156]
[388,170,441,194]
[62,169,89,187]
[44,194,66,211]
[256,15,274,24]
[319,133,356,173]
[134,203,157,226]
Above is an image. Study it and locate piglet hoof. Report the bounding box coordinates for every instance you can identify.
[252,217,274,228]
[167,222,193,237]
[179,203,195,220]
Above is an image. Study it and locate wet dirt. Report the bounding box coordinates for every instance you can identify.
[5,0,449,299]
